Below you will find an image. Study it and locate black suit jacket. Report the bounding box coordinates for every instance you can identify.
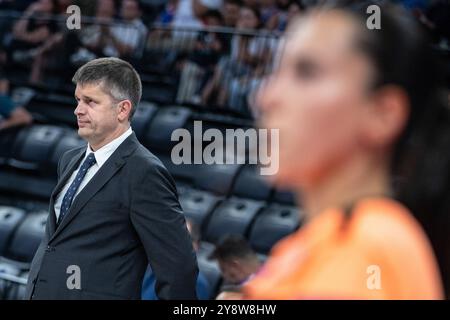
[24,132,198,299]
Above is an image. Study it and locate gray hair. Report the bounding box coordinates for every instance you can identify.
[72,57,142,120]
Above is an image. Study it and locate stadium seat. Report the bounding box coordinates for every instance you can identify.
[25,93,77,126]
[0,206,26,257]
[204,197,264,243]
[0,126,22,165]
[231,165,272,201]
[272,188,297,206]
[194,163,242,196]
[0,169,57,200]
[197,243,222,298]
[131,101,158,140]
[249,204,302,254]
[0,260,21,300]
[144,106,191,152]
[179,189,222,229]
[6,270,28,300]
[7,212,48,262]
[156,153,198,185]
[10,125,64,171]
[198,241,215,258]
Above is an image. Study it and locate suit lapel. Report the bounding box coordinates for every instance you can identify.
[47,148,86,237]
[48,133,139,243]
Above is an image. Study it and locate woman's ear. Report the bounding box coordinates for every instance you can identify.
[362,85,410,149]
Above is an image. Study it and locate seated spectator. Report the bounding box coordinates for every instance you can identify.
[78,0,147,60]
[141,219,212,300]
[6,0,59,82]
[221,0,242,28]
[260,0,279,29]
[0,79,33,131]
[177,10,228,104]
[208,235,262,299]
[202,5,272,114]
[266,0,303,32]
[112,0,148,59]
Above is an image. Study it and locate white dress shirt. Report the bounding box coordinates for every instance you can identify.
[54,127,133,220]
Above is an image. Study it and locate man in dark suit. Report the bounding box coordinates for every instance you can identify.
[24,57,198,300]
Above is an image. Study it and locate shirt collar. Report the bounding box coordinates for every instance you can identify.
[85,127,133,168]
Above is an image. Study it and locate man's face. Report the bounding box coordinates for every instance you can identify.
[121,0,140,21]
[74,83,121,149]
[218,259,248,285]
[223,3,240,27]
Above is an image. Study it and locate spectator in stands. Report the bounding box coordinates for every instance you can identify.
[245,2,448,299]
[177,9,228,104]
[113,0,148,59]
[260,0,279,30]
[202,5,272,114]
[171,0,222,38]
[0,79,33,131]
[209,235,261,298]
[265,0,303,32]
[79,0,147,60]
[154,0,180,26]
[7,0,59,82]
[77,0,117,58]
[142,219,212,300]
[221,0,242,28]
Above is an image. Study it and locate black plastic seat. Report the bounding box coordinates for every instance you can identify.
[10,125,64,172]
[232,165,272,201]
[144,106,191,152]
[157,153,199,185]
[7,212,48,262]
[0,126,22,165]
[197,243,222,298]
[0,206,26,256]
[131,101,158,140]
[0,260,21,300]
[272,188,297,206]
[204,197,264,243]
[249,204,301,253]
[6,270,28,300]
[0,171,57,200]
[179,189,222,230]
[194,163,242,196]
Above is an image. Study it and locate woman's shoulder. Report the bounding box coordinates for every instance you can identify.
[350,197,427,247]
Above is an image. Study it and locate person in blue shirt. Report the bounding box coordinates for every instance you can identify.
[0,79,33,131]
[141,219,212,300]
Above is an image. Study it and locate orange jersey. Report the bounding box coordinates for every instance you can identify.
[244,197,443,299]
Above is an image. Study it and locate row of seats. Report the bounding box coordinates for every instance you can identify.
[0,122,296,202]
[0,97,301,299]
[0,191,299,263]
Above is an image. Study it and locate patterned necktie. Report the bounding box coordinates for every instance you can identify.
[57,153,96,225]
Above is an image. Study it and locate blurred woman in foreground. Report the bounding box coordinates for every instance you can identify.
[245,1,449,299]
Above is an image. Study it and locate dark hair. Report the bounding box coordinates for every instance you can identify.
[241,5,262,29]
[72,57,142,120]
[203,9,224,24]
[224,0,243,7]
[209,235,257,261]
[323,1,450,297]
